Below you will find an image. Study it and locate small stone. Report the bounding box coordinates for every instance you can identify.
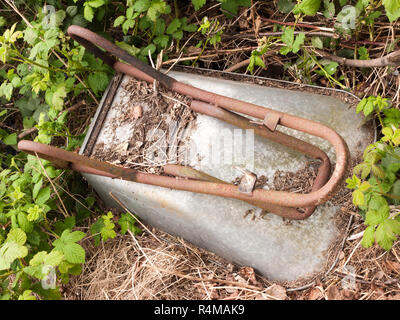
[133,105,143,119]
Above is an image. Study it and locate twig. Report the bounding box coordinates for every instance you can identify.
[149,266,264,291]
[224,58,250,72]
[261,17,334,32]
[34,152,69,218]
[315,48,400,68]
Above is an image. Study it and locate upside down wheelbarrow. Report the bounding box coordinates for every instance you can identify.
[18,26,374,281]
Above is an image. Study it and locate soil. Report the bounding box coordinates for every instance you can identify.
[90,77,196,174]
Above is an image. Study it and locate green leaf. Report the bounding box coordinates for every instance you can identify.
[192,0,207,10]
[86,0,105,8]
[35,186,51,205]
[18,290,36,300]
[323,0,335,18]
[383,0,400,22]
[311,36,324,49]
[114,15,126,27]
[365,207,389,226]
[352,189,365,206]
[293,0,321,15]
[376,220,397,251]
[27,205,44,222]
[0,82,13,101]
[3,133,17,145]
[0,229,28,271]
[66,6,78,17]
[118,213,142,235]
[361,225,375,248]
[281,27,294,46]
[292,32,305,53]
[133,0,151,12]
[53,229,86,264]
[166,18,182,34]
[84,5,94,22]
[278,0,295,13]
[87,72,109,96]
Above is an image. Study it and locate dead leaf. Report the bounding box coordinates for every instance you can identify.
[238,266,259,286]
[265,284,287,300]
[308,287,323,300]
[385,260,400,274]
[254,15,262,37]
[326,285,342,300]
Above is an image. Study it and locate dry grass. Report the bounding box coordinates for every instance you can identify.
[63,212,400,300]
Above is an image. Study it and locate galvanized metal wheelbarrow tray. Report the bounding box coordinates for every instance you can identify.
[18,26,374,281]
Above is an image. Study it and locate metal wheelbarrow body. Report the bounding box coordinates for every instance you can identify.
[18,27,375,281]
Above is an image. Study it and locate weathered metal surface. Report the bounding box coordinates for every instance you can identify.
[17,26,375,281]
[76,70,372,281]
[62,25,351,218]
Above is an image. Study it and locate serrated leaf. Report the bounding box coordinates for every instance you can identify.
[383,0,400,22]
[361,225,375,248]
[3,133,17,145]
[376,221,397,251]
[114,15,126,27]
[88,72,109,96]
[278,0,295,13]
[61,243,85,264]
[352,189,365,206]
[35,186,51,205]
[44,250,64,267]
[192,0,207,10]
[83,5,94,22]
[133,0,151,12]
[292,32,305,53]
[311,36,323,49]
[166,18,181,34]
[293,0,321,15]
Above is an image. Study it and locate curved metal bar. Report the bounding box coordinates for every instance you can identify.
[31,25,350,220]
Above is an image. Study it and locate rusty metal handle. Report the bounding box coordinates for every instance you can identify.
[31,25,350,220]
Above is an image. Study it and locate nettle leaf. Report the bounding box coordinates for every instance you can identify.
[133,0,151,12]
[84,5,95,22]
[118,213,142,235]
[166,18,182,35]
[278,0,295,13]
[293,0,321,15]
[35,186,51,205]
[376,220,398,251]
[0,228,28,271]
[323,0,335,18]
[361,225,375,248]
[90,212,116,246]
[292,32,305,53]
[192,0,207,11]
[383,0,400,22]
[53,229,85,264]
[3,133,17,145]
[352,189,365,206]
[88,72,109,96]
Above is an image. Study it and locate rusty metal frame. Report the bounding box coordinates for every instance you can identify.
[17,26,350,220]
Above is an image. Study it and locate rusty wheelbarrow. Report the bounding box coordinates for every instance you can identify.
[18,25,350,220]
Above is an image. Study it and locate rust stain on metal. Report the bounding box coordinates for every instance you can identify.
[17,26,351,220]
